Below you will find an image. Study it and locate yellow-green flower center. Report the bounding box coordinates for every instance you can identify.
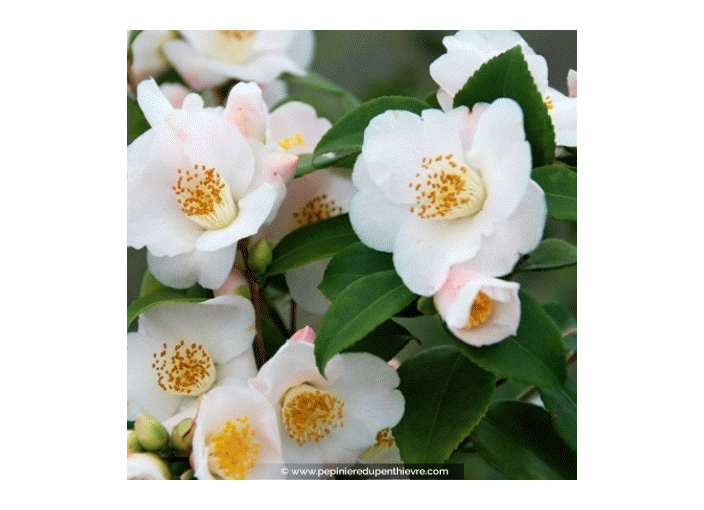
[281,384,345,446]
[408,154,486,220]
[207,417,261,479]
[173,164,237,230]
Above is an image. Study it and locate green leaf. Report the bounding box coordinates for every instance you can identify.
[441,291,567,389]
[470,401,576,479]
[127,293,207,330]
[282,71,362,107]
[453,46,556,167]
[448,448,505,480]
[127,420,135,430]
[393,346,495,464]
[532,165,577,222]
[543,301,577,352]
[318,242,394,300]
[315,270,416,372]
[267,214,359,276]
[293,153,316,178]
[519,238,577,272]
[262,318,287,361]
[424,91,441,109]
[313,96,430,168]
[539,376,577,451]
[343,320,416,361]
[127,96,150,144]
[139,269,171,298]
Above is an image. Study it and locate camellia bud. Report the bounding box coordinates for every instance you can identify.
[416,296,438,315]
[127,430,144,454]
[171,418,195,455]
[134,414,169,452]
[180,469,195,480]
[248,239,273,276]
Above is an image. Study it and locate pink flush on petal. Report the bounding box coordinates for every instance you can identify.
[213,268,248,297]
[388,358,400,370]
[290,326,316,344]
[263,152,299,185]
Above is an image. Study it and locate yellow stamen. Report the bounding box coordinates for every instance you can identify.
[207,417,261,480]
[151,340,216,396]
[408,154,486,220]
[544,95,554,110]
[278,133,305,151]
[464,291,493,329]
[292,193,343,226]
[172,164,237,230]
[281,384,345,446]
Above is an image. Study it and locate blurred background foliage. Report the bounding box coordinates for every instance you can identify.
[128,30,576,317]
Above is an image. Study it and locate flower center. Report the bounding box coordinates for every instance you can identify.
[292,194,343,226]
[278,133,305,151]
[172,164,237,230]
[544,95,554,110]
[408,154,486,220]
[281,383,345,446]
[209,30,258,65]
[464,291,494,329]
[375,427,396,448]
[151,340,216,396]
[207,417,261,480]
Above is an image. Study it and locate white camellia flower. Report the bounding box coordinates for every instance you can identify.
[429,30,577,147]
[129,30,177,85]
[127,453,171,480]
[434,269,521,347]
[263,102,355,315]
[191,386,284,480]
[163,30,314,91]
[250,335,404,465]
[127,295,257,421]
[127,79,298,289]
[568,69,577,98]
[349,99,547,296]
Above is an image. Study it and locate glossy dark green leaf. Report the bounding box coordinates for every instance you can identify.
[343,320,416,361]
[393,346,495,464]
[543,301,577,352]
[448,448,505,480]
[424,91,441,109]
[127,96,150,144]
[127,293,207,330]
[267,214,359,276]
[313,96,430,168]
[539,376,577,451]
[318,242,394,299]
[532,165,577,222]
[262,318,287,361]
[453,46,556,167]
[470,401,577,479]
[315,270,416,372]
[519,238,577,272]
[441,291,567,389]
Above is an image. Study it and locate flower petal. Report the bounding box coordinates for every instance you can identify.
[138,295,256,364]
[458,180,546,276]
[269,101,332,155]
[137,78,175,127]
[224,81,268,141]
[146,244,236,290]
[163,39,228,90]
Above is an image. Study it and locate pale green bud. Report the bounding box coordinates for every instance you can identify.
[180,469,195,480]
[127,430,144,454]
[248,239,273,276]
[134,414,169,452]
[171,418,194,455]
[416,296,438,315]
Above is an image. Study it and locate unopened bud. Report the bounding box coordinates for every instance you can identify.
[248,239,273,276]
[180,469,195,480]
[127,430,144,454]
[416,296,437,315]
[171,418,195,455]
[134,414,169,452]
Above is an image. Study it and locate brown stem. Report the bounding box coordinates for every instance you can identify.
[289,300,297,332]
[238,239,267,367]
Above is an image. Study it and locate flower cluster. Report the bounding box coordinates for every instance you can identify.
[127,29,576,480]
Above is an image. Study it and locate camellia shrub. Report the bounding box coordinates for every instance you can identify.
[127,30,577,480]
